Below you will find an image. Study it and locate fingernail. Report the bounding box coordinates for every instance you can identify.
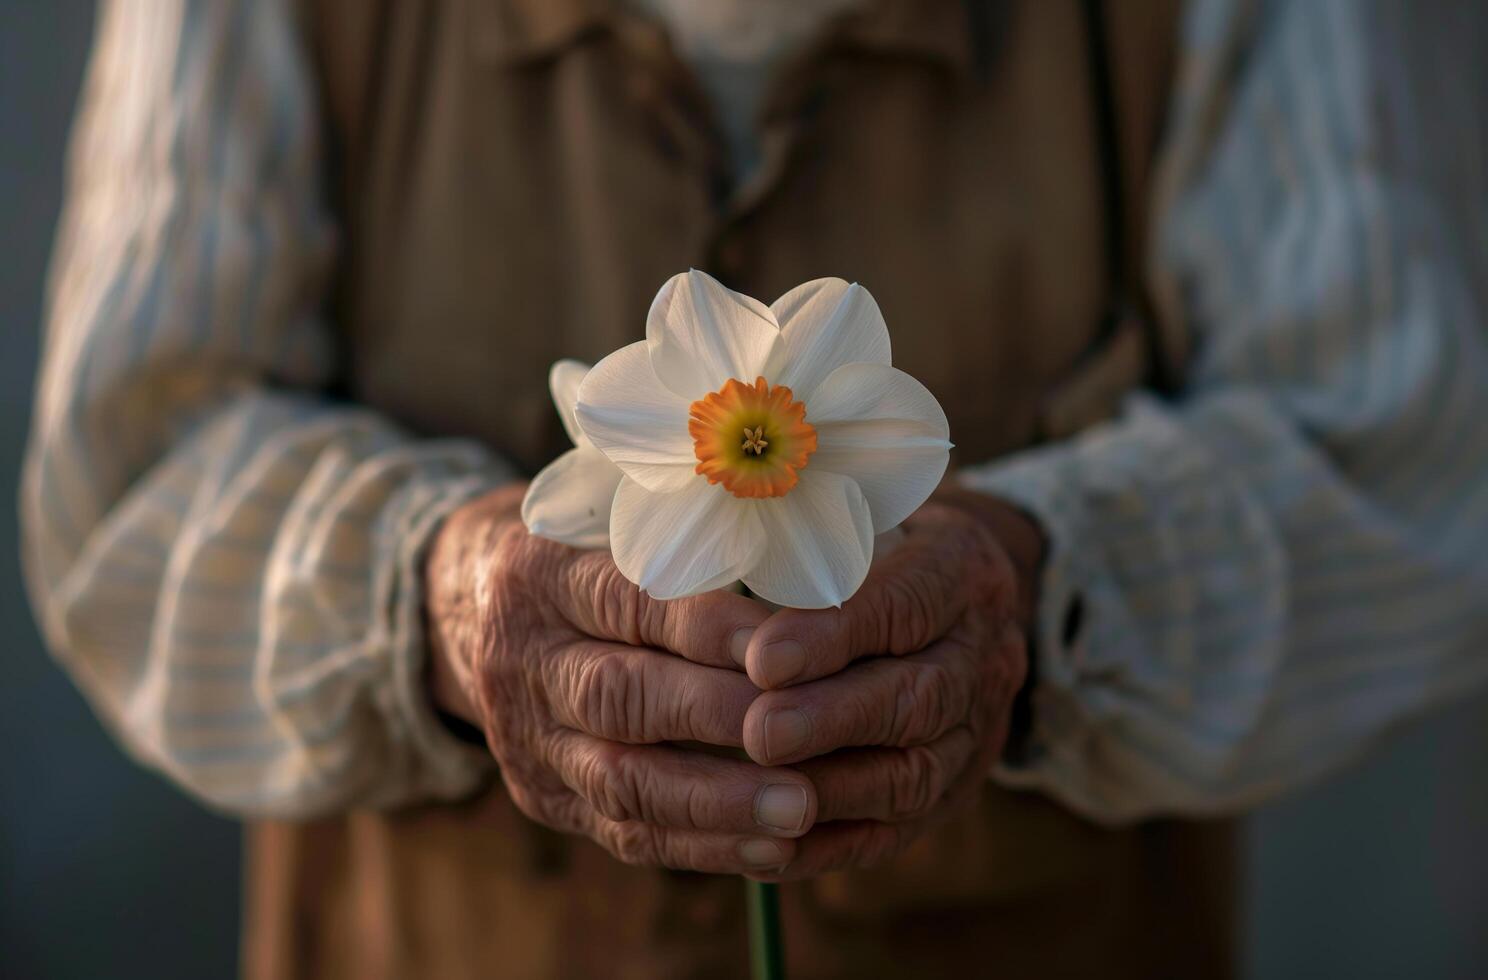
[728,627,754,668]
[738,838,785,868]
[755,784,809,832]
[763,708,810,761]
[759,640,806,686]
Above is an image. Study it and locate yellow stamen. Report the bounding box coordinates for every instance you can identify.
[742,426,769,455]
[689,377,816,498]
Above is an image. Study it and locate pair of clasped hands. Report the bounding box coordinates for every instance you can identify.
[427,483,1040,878]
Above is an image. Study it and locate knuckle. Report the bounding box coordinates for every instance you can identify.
[677,777,717,831]
[889,746,946,820]
[575,652,647,740]
[592,750,723,832]
[606,821,659,867]
[485,527,519,584]
[911,662,952,734]
[872,572,941,655]
[566,555,649,641]
[593,563,646,642]
[886,662,947,744]
[651,831,705,872]
[637,593,673,649]
[681,673,749,746]
[584,742,643,822]
[661,595,713,660]
[679,697,714,745]
[491,521,543,589]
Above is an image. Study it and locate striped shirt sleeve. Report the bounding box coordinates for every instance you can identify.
[21,0,512,817]
[969,0,1488,822]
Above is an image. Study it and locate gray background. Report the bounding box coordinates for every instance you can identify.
[2,4,1484,978]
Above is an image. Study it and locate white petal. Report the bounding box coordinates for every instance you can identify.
[806,362,952,534]
[741,470,874,609]
[549,359,591,448]
[646,270,781,400]
[610,477,765,600]
[521,447,623,549]
[766,279,892,400]
[575,341,699,492]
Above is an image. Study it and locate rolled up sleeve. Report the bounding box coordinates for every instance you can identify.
[22,0,512,817]
[967,0,1488,822]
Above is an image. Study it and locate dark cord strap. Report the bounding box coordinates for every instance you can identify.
[1080,0,1129,303]
[1005,2,1181,766]
[1078,0,1180,395]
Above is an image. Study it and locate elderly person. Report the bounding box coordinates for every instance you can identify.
[23,0,1488,977]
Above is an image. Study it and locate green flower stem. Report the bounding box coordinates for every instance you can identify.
[746,879,785,980]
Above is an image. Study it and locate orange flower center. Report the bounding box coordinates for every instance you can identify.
[689,377,817,499]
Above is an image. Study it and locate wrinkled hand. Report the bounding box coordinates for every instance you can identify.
[736,490,1043,881]
[426,485,817,874]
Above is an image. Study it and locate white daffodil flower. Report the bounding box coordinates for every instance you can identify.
[564,269,951,609]
[520,353,912,586]
[519,359,623,550]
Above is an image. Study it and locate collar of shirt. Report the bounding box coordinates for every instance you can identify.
[474,0,987,184]
[624,0,862,179]
[472,0,983,78]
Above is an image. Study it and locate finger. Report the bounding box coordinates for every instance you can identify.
[754,759,993,882]
[795,726,980,823]
[742,639,979,765]
[545,728,818,836]
[542,788,798,874]
[542,640,760,746]
[590,813,798,875]
[557,550,770,668]
[746,820,918,882]
[743,515,985,689]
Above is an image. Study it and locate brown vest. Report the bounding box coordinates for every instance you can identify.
[245,2,1233,977]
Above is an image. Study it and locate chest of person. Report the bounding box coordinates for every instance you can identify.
[243,6,1239,979]
[305,0,1183,473]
